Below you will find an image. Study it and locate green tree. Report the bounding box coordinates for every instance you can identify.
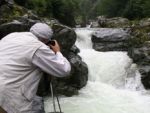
[51,0,77,27]
[123,0,144,19]
[142,0,150,17]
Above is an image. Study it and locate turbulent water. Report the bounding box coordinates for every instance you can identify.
[44,28,150,113]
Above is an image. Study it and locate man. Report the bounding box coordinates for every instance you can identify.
[0,23,71,113]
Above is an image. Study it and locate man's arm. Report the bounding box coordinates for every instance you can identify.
[32,41,71,77]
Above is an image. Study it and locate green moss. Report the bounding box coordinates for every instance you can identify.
[129,26,150,47]
[0,4,27,23]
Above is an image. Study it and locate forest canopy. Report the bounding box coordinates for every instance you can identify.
[14,0,150,26]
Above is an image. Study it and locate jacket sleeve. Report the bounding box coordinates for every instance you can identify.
[32,45,71,77]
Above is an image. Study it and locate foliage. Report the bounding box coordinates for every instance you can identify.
[13,0,150,26]
[90,0,150,20]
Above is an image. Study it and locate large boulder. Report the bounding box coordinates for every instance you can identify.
[139,66,150,89]
[52,23,77,56]
[95,16,130,28]
[139,18,150,27]
[91,28,131,51]
[106,17,130,28]
[68,52,88,89]
[0,4,41,39]
[38,46,88,97]
[128,42,150,65]
[0,0,13,6]
[128,42,150,89]
[0,21,29,39]
[51,51,88,97]
[97,16,107,27]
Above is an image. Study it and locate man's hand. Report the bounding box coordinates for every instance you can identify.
[48,40,60,54]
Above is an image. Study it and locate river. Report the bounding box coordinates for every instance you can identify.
[44,28,150,113]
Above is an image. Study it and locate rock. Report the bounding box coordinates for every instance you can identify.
[92,28,131,51]
[0,21,29,39]
[5,0,13,4]
[45,52,88,96]
[139,18,150,27]
[96,16,130,28]
[0,4,28,25]
[92,28,130,42]
[0,3,89,97]
[0,0,13,6]
[139,66,150,89]
[68,52,88,89]
[97,16,107,27]
[37,74,50,96]
[52,23,77,56]
[128,42,150,89]
[90,21,99,28]
[70,45,80,54]
[38,51,88,97]
[106,17,129,27]
[0,5,41,39]
[93,42,129,51]
[128,42,150,65]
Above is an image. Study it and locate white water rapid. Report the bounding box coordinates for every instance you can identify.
[44,28,150,113]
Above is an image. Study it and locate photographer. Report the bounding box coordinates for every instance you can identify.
[0,23,71,113]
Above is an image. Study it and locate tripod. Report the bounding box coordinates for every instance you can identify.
[49,81,63,113]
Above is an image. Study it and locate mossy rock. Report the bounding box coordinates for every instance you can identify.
[0,4,27,24]
[129,26,150,47]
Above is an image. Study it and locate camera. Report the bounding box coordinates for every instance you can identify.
[46,40,55,46]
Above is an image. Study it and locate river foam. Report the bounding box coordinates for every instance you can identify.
[44,28,150,113]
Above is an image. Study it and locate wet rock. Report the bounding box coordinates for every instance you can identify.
[139,66,150,89]
[68,52,88,89]
[52,23,77,56]
[128,42,150,65]
[38,51,88,97]
[70,45,80,54]
[93,42,129,51]
[92,28,131,51]
[128,42,150,89]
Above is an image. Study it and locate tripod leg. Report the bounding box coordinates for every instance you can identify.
[56,94,62,113]
[50,83,56,112]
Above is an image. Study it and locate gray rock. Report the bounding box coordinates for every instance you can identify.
[92,28,130,42]
[0,0,13,6]
[92,28,131,51]
[90,21,99,28]
[52,23,77,56]
[5,0,13,4]
[70,45,80,54]
[97,16,107,27]
[139,18,150,27]
[0,21,29,39]
[97,16,130,28]
[93,42,129,51]
[139,66,150,89]
[128,42,150,65]
[68,53,88,89]
[128,42,150,89]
